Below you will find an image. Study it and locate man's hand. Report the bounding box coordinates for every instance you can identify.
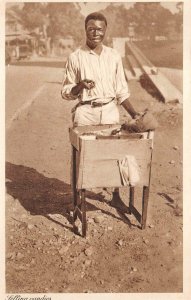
[122,110,158,132]
[71,79,95,96]
[80,79,95,90]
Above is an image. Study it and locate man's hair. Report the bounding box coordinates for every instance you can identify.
[85,12,107,28]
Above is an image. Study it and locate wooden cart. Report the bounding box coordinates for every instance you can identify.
[69,124,154,237]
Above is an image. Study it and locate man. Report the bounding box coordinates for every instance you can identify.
[61,12,140,212]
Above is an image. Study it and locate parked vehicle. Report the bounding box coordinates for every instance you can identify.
[5,38,32,61]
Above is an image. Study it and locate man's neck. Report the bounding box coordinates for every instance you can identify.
[86,41,103,55]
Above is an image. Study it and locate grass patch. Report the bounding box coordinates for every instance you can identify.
[135,40,183,69]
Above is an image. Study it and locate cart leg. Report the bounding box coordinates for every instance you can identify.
[141,186,149,229]
[81,189,87,237]
[72,146,78,223]
[129,186,135,214]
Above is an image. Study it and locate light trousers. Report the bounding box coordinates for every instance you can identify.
[73,101,120,126]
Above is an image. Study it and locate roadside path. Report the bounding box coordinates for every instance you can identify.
[6,66,75,183]
[6,65,64,129]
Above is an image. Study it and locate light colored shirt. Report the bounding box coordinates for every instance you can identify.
[61,44,130,104]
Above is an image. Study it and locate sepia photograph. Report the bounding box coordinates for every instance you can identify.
[3,0,189,297]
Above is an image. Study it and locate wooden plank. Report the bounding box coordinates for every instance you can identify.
[148,71,183,103]
[126,54,143,78]
[75,151,80,189]
[96,133,143,140]
[77,139,152,189]
[126,55,136,76]
[81,189,87,237]
[126,42,183,103]
[69,127,79,150]
[129,186,135,212]
[73,124,121,135]
[130,42,157,69]
[80,160,121,188]
[141,186,150,229]
[80,159,151,188]
[127,54,140,68]
[69,124,121,150]
[126,42,157,75]
[80,139,152,161]
[70,125,142,146]
[77,140,86,189]
[72,146,78,207]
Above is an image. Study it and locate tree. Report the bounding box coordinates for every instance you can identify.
[131,3,174,39]
[100,2,176,41]
[6,4,26,33]
[21,3,47,30]
[11,3,85,54]
[14,3,49,55]
[100,3,130,39]
[46,3,84,45]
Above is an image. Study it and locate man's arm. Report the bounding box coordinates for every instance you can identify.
[115,53,140,118]
[61,55,81,100]
[121,98,140,119]
[115,54,139,118]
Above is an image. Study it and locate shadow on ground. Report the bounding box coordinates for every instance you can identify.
[6,162,74,215]
[6,162,133,226]
[139,74,164,102]
[158,192,182,217]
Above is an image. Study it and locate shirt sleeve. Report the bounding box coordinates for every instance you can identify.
[115,54,130,104]
[61,53,80,100]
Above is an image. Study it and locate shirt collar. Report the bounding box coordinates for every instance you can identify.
[82,44,106,55]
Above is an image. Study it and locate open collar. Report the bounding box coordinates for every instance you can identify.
[81,44,106,55]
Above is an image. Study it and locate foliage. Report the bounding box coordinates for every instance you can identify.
[100,2,180,39]
[6,2,183,42]
[133,3,173,37]
[100,4,130,38]
[9,3,84,44]
[46,3,84,43]
[21,3,47,30]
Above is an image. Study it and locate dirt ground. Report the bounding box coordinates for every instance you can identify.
[5,61,183,294]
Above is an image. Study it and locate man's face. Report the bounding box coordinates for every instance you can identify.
[86,19,106,48]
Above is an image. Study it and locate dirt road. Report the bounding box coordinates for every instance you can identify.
[6,64,64,128]
[5,64,183,293]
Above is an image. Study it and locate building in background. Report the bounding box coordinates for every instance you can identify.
[5,8,33,61]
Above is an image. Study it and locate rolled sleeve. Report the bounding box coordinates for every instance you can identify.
[61,55,79,100]
[115,55,130,104]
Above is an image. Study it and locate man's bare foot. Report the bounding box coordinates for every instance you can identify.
[109,192,130,213]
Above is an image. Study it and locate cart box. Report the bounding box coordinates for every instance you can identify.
[69,125,153,189]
